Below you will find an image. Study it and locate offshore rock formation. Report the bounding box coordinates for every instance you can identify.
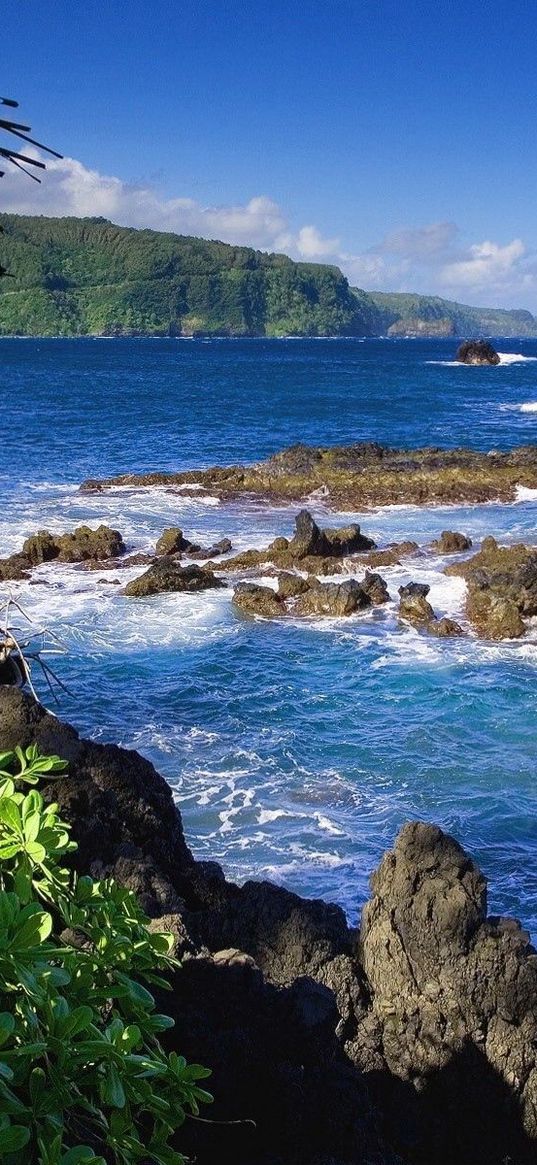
[123,560,226,598]
[214,509,376,575]
[80,441,537,510]
[155,527,232,559]
[431,530,472,554]
[232,571,389,619]
[0,688,535,1164]
[0,524,125,579]
[446,536,537,639]
[455,340,501,365]
[397,582,464,637]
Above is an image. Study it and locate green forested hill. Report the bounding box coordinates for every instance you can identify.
[0,215,382,337]
[368,290,537,338]
[0,215,535,338]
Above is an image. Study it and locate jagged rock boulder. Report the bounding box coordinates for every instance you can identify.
[0,553,31,580]
[359,541,419,568]
[361,571,390,605]
[456,340,501,365]
[398,582,435,624]
[431,530,472,554]
[427,616,464,637]
[22,530,59,564]
[466,587,525,639]
[360,821,537,1161]
[188,538,232,559]
[232,582,285,618]
[446,538,537,637]
[294,578,371,617]
[55,525,125,562]
[287,510,375,558]
[155,527,190,556]
[276,572,312,599]
[124,560,226,598]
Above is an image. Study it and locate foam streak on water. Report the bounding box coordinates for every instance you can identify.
[2,336,537,931]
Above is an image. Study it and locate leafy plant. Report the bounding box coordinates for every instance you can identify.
[0,745,211,1164]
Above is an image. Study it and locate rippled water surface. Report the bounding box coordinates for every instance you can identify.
[2,336,537,928]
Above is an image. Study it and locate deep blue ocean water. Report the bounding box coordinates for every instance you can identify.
[2,335,537,928]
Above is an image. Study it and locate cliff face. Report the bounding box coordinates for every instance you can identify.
[1,687,536,1165]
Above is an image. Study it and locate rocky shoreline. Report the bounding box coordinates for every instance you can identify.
[1,686,536,1165]
[79,440,537,509]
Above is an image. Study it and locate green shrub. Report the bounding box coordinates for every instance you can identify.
[0,744,211,1164]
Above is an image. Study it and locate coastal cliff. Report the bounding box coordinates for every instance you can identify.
[2,687,536,1165]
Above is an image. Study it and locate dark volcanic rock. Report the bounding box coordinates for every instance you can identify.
[1,690,537,1163]
[55,525,125,562]
[124,560,226,598]
[276,571,312,599]
[232,582,285,618]
[294,578,371,617]
[22,530,59,564]
[0,553,32,580]
[427,616,464,637]
[446,538,537,637]
[456,340,501,365]
[361,570,390,605]
[431,530,473,553]
[155,527,189,556]
[398,581,436,624]
[360,821,537,1162]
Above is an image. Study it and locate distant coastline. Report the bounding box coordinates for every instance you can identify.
[1,213,536,340]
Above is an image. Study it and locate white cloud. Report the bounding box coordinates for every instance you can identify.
[1,153,536,308]
[439,238,527,290]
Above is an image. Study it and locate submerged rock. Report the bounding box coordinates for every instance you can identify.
[431,530,473,553]
[124,560,226,598]
[456,340,501,365]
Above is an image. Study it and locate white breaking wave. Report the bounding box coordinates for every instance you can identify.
[515,485,537,501]
[519,402,537,412]
[427,353,537,367]
[497,353,537,365]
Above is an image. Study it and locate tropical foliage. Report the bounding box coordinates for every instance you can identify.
[0,743,211,1164]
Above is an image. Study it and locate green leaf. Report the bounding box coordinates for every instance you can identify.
[0,799,22,833]
[61,1148,106,1165]
[11,909,53,949]
[0,1124,31,1152]
[0,1013,15,1048]
[102,1063,126,1108]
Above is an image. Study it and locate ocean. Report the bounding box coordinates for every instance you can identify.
[2,335,537,929]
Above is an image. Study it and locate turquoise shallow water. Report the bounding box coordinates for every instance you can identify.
[2,336,537,928]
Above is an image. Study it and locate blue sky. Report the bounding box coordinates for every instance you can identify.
[2,0,537,308]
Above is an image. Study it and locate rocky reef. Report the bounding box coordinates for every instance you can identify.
[455,340,501,365]
[79,441,537,510]
[0,524,125,579]
[1,687,536,1164]
[446,537,537,639]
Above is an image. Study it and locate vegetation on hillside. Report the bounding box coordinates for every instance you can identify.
[0,215,381,337]
[368,290,537,338]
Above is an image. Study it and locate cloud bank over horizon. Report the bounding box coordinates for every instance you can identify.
[1,154,535,311]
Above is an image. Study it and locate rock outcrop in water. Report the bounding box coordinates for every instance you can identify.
[0,525,125,579]
[446,536,537,639]
[398,582,464,637]
[431,529,472,553]
[1,687,536,1164]
[155,527,232,559]
[216,510,376,575]
[124,560,226,598]
[232,570,390,619]
[80,441,537,510]
[455,340,501,365]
